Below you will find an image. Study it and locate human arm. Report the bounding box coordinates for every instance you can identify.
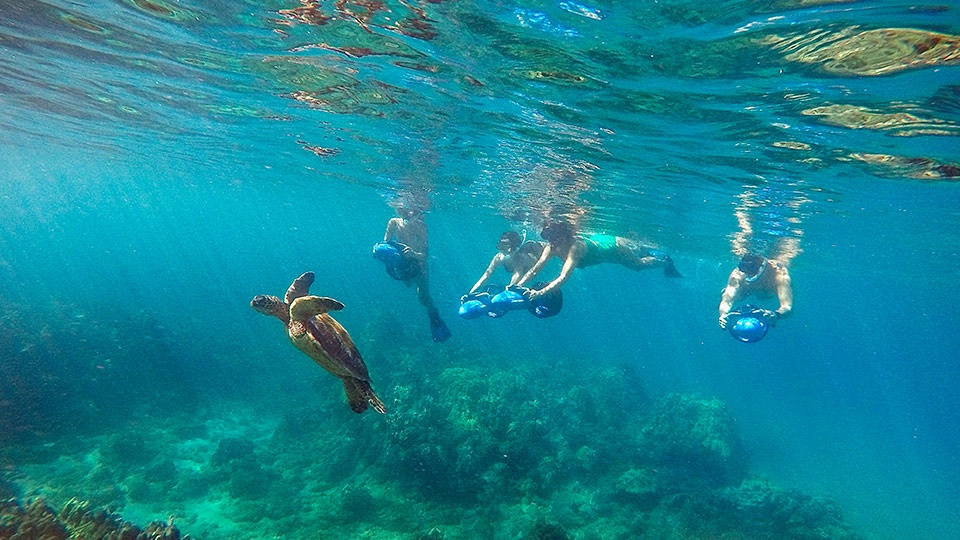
[517,244,552,287]
[527,242,585,300]
[469,254,503,294]
[774,266,793,319]
[383,217,401,242]
[718,272,743,329]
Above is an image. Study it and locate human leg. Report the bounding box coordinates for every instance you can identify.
[616,239,682,277]
[415,274,450,342]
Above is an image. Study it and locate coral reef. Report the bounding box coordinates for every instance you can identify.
[0,497,184,539]
[0,299,199,445]
[529,520,570,540]
[0,498,67,540]
[209,437,280,500]
[0,332,863,539]
[637,393,749,489]
[376,359,648,502]
[677,478,860,539]
[257,342,858,538]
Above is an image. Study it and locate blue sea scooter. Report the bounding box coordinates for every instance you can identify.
[458,284,563,320]
[726,304,778,343]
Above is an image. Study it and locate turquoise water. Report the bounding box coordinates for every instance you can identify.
[1,0,959,538]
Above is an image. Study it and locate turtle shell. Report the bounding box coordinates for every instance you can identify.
[289,313,371,382]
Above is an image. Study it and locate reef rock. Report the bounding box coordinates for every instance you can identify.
[380,361,648,501]
[612,467,662,510]
[637,394,748,488]
[679,478,862,539]
[209,437,279,500]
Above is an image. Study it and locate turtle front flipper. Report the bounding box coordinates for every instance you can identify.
[290,295,345,321]
[285,272,315,304]
[343,378,387,414]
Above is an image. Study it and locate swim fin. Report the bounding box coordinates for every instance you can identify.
[663,255,683,278]
[429,311,451,342]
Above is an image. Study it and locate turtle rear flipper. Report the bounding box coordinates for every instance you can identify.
[343,378,386,414]
[290,295,345,320]
[342,379,368,413]
[285,272,315,303]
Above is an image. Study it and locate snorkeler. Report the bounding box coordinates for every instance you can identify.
[519,220,682,301]
[467,231,546,294]
[718,253,793,329]
[373,205,451,342]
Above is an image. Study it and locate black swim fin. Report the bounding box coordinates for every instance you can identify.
[663,256,683,278]
[429,312,451,342]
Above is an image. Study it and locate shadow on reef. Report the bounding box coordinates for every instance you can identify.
[0,298,200,445]
[0,496,185,539]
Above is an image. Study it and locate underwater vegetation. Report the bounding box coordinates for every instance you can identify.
[1,312,861,538]
[0,496,184,539]
[0,298,199,445]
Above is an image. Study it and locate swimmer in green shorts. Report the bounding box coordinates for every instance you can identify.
[519,220,682,301]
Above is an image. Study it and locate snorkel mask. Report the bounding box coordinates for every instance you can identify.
[498,231,521,253]
[738,254,766,283]
[402,208,422,220]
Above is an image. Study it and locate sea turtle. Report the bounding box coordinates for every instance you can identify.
[250,271,386,414]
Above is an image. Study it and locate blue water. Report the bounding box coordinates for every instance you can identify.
[2,0,960,538]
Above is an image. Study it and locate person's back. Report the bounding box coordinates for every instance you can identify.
[521,221,681,301]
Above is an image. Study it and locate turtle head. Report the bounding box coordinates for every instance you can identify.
[251,295,289,322]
